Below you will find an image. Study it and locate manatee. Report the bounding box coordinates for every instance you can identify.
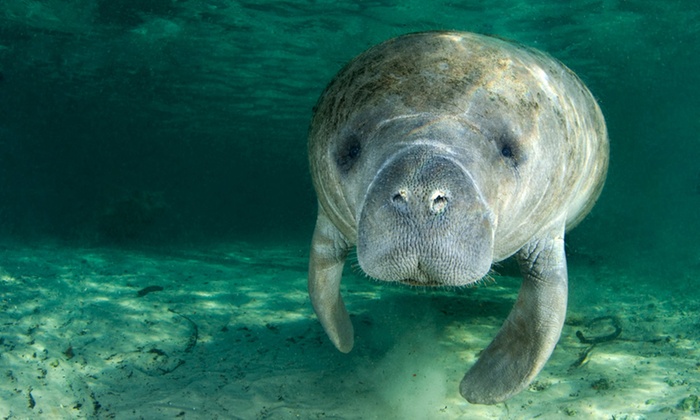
[307,31,608,404]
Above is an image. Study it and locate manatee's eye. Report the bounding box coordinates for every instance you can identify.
[348,143,361,159]
[336,135,362,172]
[496,131,522,163]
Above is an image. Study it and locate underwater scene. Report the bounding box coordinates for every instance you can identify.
[1,1,699,419]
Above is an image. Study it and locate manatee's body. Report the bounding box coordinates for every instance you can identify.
[307,31,608,404]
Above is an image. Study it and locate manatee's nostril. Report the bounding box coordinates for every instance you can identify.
[430,190,449,214]
[390,189,409,213]
[392,189,408,203]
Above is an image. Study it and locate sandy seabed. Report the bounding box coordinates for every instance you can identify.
[0,240,698,419]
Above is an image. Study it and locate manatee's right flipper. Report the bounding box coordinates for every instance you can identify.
[460,225,568,404]
[308,206,354,353]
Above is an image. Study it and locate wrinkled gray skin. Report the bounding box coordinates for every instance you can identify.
[307,31,608,404]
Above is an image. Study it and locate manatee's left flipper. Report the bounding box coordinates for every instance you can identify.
[308,206,354,353]
[460,224,568,404]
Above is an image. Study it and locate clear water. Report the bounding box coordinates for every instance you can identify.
[0,1,698,418]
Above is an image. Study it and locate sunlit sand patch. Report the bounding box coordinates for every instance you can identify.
[0,241,698,418]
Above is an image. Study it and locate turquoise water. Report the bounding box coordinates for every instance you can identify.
[0,1,699,418]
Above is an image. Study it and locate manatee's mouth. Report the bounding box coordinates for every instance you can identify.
[399,278,441,287]
[399,263,443,286]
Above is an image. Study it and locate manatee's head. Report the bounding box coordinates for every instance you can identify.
[356,139,495,287]
[307,31,543,287]
[317,112,500,287]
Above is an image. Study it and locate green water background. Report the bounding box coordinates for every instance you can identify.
[0,1,698,274]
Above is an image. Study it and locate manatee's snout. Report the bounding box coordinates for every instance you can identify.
[357,148,494,286]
